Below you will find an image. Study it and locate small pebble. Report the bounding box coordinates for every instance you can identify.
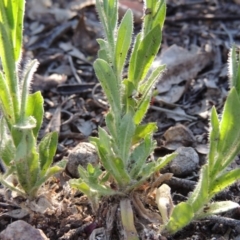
[66,142,99,178]
[0,220,49,240]
[169,147,199,176]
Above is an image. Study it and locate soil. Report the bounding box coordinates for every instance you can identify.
[1,0,240,239]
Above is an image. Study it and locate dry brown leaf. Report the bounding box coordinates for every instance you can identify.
[164,124,195,149]
[155,84,186,103]
[0,209,29,219]
[156,44,213,96]
[32,74,67,92]
[73,15,98,54]
[119,0,143,23]
[165,107,196,121]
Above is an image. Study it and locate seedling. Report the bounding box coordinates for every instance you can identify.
[158,45,240,234]
[70,0,176,215]
[0,0,64,199]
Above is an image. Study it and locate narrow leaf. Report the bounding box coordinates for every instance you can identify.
[97,39,109,62]
[26,91,43,138]
[0,118,15,166]
[117,112,136,164]
[208,106,220,175]
[229,45,240,95]
[129,135,154,178]
[134,65,165,124]
[210,168,240,197]
[0,71,14,124]
[130,26,162,85]
[197,201,239,219]
[132,122,157,144]
[20,60,39,124]
[154,152,177,172]
[187,165,209,213]
[14,129,39,197]
[93,59,121,116]
[39,132,58,178]
[91,138,131,187]
[115,10,133,77]
[166,202,194,235]
[128,33,141,84]
[214,88,240,174]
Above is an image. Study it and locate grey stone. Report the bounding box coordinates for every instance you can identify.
[0,220,49,240]
[169,147,199,176]
[66,142,99,178]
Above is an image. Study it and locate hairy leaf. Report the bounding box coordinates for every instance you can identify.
[94,59,121,117]
[114,10,133,78]
[166,202,194,235]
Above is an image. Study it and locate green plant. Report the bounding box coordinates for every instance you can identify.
[0,0,64,199]
[70,0,176,210]
[157,45,240,235]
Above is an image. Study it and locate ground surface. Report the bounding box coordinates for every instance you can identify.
[1,0,240,239]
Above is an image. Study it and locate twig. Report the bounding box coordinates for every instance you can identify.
[92,83,109,110]
[220,23,234,46]
[166,15,240,24]
[166,176,196,191]
[205,215,240,229]
[150,106,197,121]
[68,55,82,83]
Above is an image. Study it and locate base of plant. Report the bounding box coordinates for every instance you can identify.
[88,184,169,240]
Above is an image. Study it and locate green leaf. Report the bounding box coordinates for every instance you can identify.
[214,88,240,174]
[11,116,36,147]
[122,79,136,113]
[0,1,20,119]
[129,135,154,178]
[93,59,121,117]
[166,202,194,235]
[154,152,177,172]
[229,45,240,95]
[187,165,209,213]
[143,0,166,37]
[103,0,118,35]
[0,118,15,166]
[128,33,141,84]
[137,162,156,182]
[132,122,157,144]
[0,22,19,118]
[71,167,117,197]
[133,94,151,125]
[197,201,239,219]
[13,0,24,62]
[138,65,165,95]
[91,137,131,187]
[98,127,112,151]
[20,60,39,124]
[208,106,220,175]
[38,132,58,178]
[114,10,133,78]
[0,72,14,124]
[117,112,136,164]
[2,0,24,62]
[97,39,109,62]
[95,0,117,60]
[134,65,165,124]
[210,168,240,197]
[105,111,117,139]
[14,129,40,198]
[129,26,162,85]
[32,165,63,194]
[70,180,94,196]
[26,91,43,138]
